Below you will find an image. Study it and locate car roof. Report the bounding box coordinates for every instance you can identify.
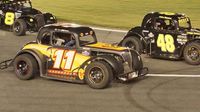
[41,24,95,37]
[1,0,31,3]
[146,12,187,19]
[37,24,97,45]
[141,12,189,27]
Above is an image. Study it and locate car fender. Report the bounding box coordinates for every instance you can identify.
[119,26,147,50]
[119,27,144,44]
[180,39,200,56]
[14,49,47,76]
[43,12,57,24]
[17,16,36,27]
[96,55,124,75]
[80,55,124,76]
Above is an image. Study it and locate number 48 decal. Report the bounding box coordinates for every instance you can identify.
[52,50,76,70]
[157,34,175,53]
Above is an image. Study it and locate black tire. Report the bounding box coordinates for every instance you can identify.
[85,61,113,89]
[0,15,3,26]
[121,36,143,53]
[13,54,38,80]
[183,42,200,65]
[13,19,27,36]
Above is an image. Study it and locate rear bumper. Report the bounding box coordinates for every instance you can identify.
[0,59,13,70]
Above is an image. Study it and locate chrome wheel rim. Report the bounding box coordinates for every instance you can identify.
[89,67,104,83]
[16,61,29,76]
[187,46,200,61]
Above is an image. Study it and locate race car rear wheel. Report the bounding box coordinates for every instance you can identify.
[85,61,113,89]
[121,36,143,53]
[183,42,200,65]
[13,19,27,36]
[13,54,38,80]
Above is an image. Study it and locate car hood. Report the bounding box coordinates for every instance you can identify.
[186,28,200,36]
[85,42,127,51]
[21,8,42,15]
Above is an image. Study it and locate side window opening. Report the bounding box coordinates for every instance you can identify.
[154,18,176,31]
[166,20,176,31]
[52,32,76,48]
[178,17,191,30]
[79,34,96,46]
[154,18,166,30]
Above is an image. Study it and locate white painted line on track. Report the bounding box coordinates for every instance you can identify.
[147,74,200,78]
[91,27,127,33]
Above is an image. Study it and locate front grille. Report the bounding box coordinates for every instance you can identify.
[121,51,132,68]
[130,50,143,71]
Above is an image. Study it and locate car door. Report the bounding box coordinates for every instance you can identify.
[146,18,180,58]
[46,31,90,81]
[141,19,156,54]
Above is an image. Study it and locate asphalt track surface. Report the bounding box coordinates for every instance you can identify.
[0,29,200,112]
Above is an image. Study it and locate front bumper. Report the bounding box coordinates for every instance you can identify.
[118,67,148,82]
[117,49,148,81]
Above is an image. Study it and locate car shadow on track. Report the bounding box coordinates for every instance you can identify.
[143,55,200,75]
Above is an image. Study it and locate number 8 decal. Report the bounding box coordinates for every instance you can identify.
[52,50,76,70]
[5,12,15,25]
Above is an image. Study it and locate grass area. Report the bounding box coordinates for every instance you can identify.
[33,0,200,29]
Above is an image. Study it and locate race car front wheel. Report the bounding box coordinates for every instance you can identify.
[183,42,200,65]
[13,19,27,36]
[121,36,143,53]
[85,61,113,89]
[13,54,38,80]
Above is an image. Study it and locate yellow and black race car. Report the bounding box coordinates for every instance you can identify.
[0,0,56,36]
[0,24,148,89]
[119,12,200,65]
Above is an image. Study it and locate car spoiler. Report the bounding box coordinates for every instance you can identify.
[0,59,13,70]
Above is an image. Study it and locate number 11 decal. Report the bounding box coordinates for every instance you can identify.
[52,50,76,70]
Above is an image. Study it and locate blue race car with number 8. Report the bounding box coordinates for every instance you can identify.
[119,12,200,65]
[0,0,57,36]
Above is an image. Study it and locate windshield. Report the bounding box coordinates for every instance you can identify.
[178,17,191,29]
[79,34,96,46]
[17,1,32,8]
[23,2,31,8]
